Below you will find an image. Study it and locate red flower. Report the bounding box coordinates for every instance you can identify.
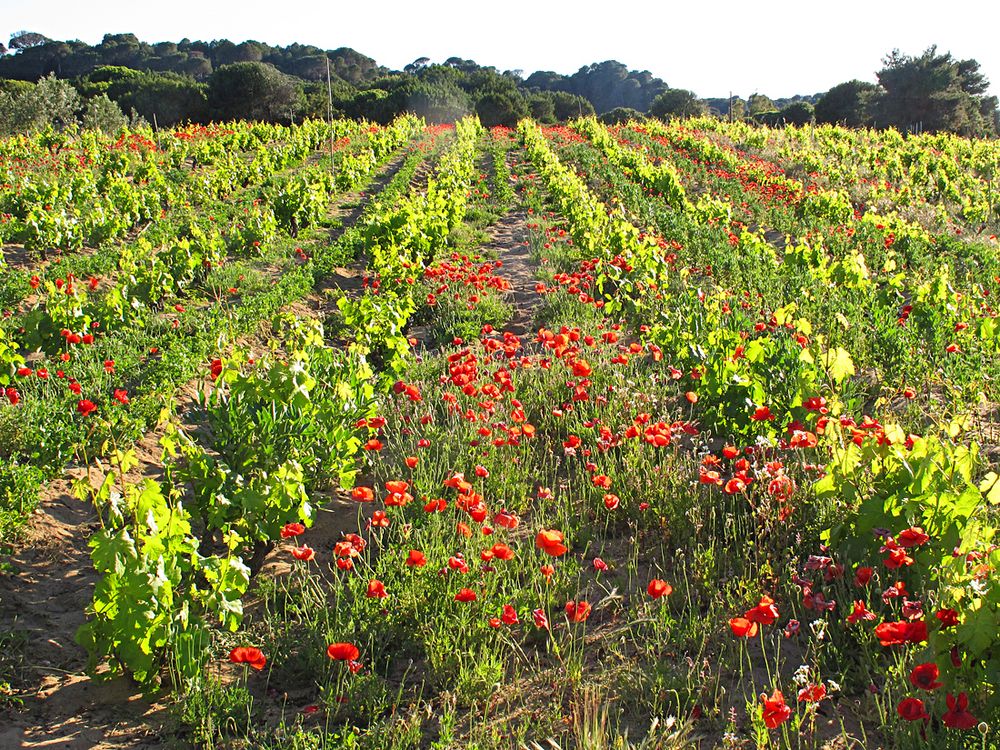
[532,608,549,629]
[501,604,518,625]
[370,510,390,528]
[729,616,759,638]
[112,388,129,405]
[327,643,360,661]
[647,579,672,599]
[874,619,927,646]
[229,646,267,671]
[847,600,876,625]
[535,529,568,557]
[797,684,826,703]
[77,399,97,417]
[941,692,977,730]
[760,689,791,729]
[366,579,387,598]
[854,566,874,587]
[405,549,427,567]
[897,527,929,548]
[455,588,477,603]
[602,493,620,510]
[404,456,418,469]
[897,697,929,721]
[746,595,779,625]
[935,608,960,628]
[565,600,591,623]
[291,545,315,561]
[351,486,375,502]
[210,358,223,380]
[281,522,305,538]
[4,387,19,406]
[909,663,942,691]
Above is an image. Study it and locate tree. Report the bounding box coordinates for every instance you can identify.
[649,88,707,120]
[748,93,776,116]
[875,46,997,136]
[81,93,127,132]
[208,62,303,122]
[404,57,431,74]
[814,80,878,127]
[779,101,814,125]
[9,31,50,50]
[475,89,528,127]
[0,73,79,134]
[599,107,644,125]
[549,91,594,120]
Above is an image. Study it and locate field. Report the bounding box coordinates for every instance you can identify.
[0,114,998,749]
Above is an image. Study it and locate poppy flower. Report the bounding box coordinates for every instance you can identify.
[729,617,759,638]
[535,529,568,557]
[351,486,375,502]
[229,646,267,671]
[935,608,960,628]
[896,527,929,548]
[327,643,360,661]
[490,543,515,561]
[846,600,876,624]
[532,608,549,629]
[405,550,427,567]
[281,523,305,538]
[210,359,223,380]
[501,604,518,625]
[4,387,19,406]
[746,595,779,625]
[363,439,383,451]
[797,684,826,703]
[593,557,609,571]
[113,389,129,405]
[647,579,672,598]
[540,563,555,581]
[77,399,97,417]
[455,588,477,602]
[366,579,387,598]
[874,619,927,646]
[291,545,315,561]
[854,566,874,586]
[897,697,929,721]
[369,510,390,528]
[942,692,977,729]
[909,663,942,691]
[565,601,591,622]
[603,493,620,510]
[760,689,791,728]
[404,456,418,469]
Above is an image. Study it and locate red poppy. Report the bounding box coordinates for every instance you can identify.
[896,526,929,547]
[113,388,129,405]
[455,588,477,602]
[603,493,620,510]
[935,608,960,628]
[535,529,568,557]
[291,545,315,561]
[229,646,267,671]
[4,387,19,406]
[746,595,779,625]
[490,543,515,561]
[501,604,518,625]
[405,550,427,567]
[369,510,390,528]
[854,566,874,587]
[897,697,929,721]
[797,684,826,703]
[532,608,549,629]
[404,456,418,469]
[875,619,927,646]
[942,692,977,729]
[540,563,555,581]
[280,523,305,538]
[77,399,97,417]
[760,689,791,728]
[909,663,942,691]
[647,579,672,598]
[327,643,360,661]
[565,601,591,622]
[729,617,759,638]
[351,486,375,502]
[366,579,387,598]
[847,600,876,625]
[363,439,382,451]
[210,359,223,380]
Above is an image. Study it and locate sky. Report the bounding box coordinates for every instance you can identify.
[1,0,997,98]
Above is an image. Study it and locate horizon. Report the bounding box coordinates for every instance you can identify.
[1,0,997,99]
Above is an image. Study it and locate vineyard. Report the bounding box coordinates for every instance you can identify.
[0,113,997,749]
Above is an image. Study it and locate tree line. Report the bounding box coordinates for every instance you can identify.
[0,32,996,137]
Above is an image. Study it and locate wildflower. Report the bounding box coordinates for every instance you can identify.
[535,529,568,556]
[897,697,929,721]
[760,690,791,728]
[942,693,977,730]
[647,579,672,598]
[326,643,360,661]
[280,523,305,538]
[229,646,267,671]
[909,663,942,691]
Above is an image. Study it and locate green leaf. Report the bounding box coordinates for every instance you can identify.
[821,347,855,383]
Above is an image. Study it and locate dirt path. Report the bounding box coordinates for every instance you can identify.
[0,426,177,749]
[490,210,541,337]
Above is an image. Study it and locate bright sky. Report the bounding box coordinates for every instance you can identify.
[1,0,997,98]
